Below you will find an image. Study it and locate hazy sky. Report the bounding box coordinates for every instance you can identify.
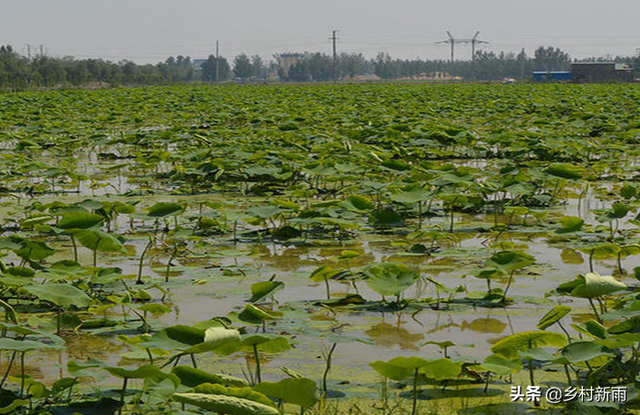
[3,0,640,63]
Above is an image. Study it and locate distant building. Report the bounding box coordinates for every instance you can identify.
[571,62,634,83]
[277,53,305,76]
[192,59,207,69]
[532,71,572,82]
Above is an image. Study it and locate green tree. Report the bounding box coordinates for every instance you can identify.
[251,55,265,79]
[200,55,230,82]
[233,53,253,79]
[534,46,571,71]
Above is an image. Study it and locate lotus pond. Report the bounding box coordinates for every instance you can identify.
[1,83,640,414]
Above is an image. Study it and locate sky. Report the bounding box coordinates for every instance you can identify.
[3,0,640,64]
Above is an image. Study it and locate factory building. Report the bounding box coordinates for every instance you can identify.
[533,62,635,83]
[571,62,634,83]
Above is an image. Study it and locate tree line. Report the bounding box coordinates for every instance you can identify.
[283,47,638,82]
[0,44,638,89]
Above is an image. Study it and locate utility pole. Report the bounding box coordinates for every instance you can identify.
[331,30,338,84]
[26,44,31,59]
[39,44,44,57]
[215,40,220,85]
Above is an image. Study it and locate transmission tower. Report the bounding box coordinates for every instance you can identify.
[469,32,489,61]
[437,31,488,62]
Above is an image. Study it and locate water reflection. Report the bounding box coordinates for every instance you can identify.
[366,322,424,350]
[561,248,584,265]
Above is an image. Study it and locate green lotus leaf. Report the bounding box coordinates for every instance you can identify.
[388,185,431,204]
[104,364,179,387]
[486,251,534,271]
[537,305,572,330]
[368,209,402,226]
[254,378,319,409]
[571,320,607,339]
[23,283,92,308]
[147,202,184,218]
[239,334,291,353]
[491,331,567,359]
[342,195,375,212]
[471,268,506,280]
[473,354,522,375]
[172,392,279,415]
[246,205,283,219]
[238,304,280,325]
[21,214,54,228]
[58,211,105,230]
[309,265,341,283]
[364,262,420,297]
[561,341,614,363]
[570,272,627,299]
[544,163,583,180]
[171,366,248,388]
[419,358,463,381]
[556,216,584,233]
[248,281,284,303]
[72,230,125,253]
[621,184,637,199]
[0,337,64,352]
[192,383,275,408]
[370,356,429,381]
